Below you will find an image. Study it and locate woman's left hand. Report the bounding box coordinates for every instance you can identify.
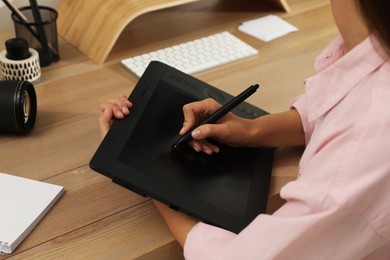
[98,95,133,139]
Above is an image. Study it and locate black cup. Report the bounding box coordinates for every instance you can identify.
[0,80,37,134]
[12,6,59,67]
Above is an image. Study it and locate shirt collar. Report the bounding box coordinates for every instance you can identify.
[304,35,389,122]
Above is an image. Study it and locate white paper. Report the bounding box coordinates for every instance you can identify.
[238,15,298,42]
[0,172,63,254]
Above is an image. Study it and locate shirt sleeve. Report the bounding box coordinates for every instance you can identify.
[289,93,315,145]
[184,182,385,259]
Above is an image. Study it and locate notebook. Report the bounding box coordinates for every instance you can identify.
[0,172,64,254]
[90,61,274,233]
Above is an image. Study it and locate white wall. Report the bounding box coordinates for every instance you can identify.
[0,0,59,31]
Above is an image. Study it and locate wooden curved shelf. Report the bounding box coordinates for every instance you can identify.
[57,0,290,64]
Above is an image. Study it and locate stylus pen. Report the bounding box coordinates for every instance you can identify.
[173,84,259,148]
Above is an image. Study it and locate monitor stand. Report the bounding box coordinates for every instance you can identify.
[56,0,290,64]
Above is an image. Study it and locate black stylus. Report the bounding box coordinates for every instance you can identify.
[173,84,259,148]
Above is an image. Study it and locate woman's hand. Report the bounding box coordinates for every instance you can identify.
[98,96,197,246]
[179,98,256,155]
[98,95,133,139]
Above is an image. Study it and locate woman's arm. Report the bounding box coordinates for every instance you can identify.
[180,98,305,154]
[249,109,305,147]
[153,201,197,246]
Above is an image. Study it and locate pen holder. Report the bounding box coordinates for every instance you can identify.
[12,6,59,67]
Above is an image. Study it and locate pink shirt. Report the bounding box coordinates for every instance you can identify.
[184,35,390,259]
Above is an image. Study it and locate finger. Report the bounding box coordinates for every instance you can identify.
[190,139,220,154]
[108,97,132,116]
[98,116,112,134]
[108,95,132,110]
[98,108,114,139]
[191,123,220,140]
[180,98,221,135]
[198,139,220,154]
[99,103,113,118]
[118,95,133,109]
[99,102,125,119]
[180,104,201,135]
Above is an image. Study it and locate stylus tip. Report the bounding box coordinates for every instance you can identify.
[172,139,184,149]
[172,142,186,151]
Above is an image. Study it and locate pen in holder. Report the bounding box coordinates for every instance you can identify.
[11,5,59,67]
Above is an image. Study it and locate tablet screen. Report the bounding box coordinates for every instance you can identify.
[118,80,255,218]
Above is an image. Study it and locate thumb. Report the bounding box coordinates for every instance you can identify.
[98,108,114,139]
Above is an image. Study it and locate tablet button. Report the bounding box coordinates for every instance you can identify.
[202,88,225,103]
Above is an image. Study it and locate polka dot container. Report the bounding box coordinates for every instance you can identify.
[0,48,41,84]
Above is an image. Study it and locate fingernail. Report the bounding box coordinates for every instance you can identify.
[116,111,124,117]
[192,129,201,138]
[122,106,129,114]
[204,149,212,155]
[193,146,201,152]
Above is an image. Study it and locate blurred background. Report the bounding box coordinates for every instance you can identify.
[0,0,58,30]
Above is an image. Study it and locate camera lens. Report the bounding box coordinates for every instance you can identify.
[0,80,37,134]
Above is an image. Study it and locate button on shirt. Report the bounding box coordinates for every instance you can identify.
[184,35,390,259]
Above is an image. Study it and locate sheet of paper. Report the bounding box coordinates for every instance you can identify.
[238,15,298,42]
[0,172,64,254]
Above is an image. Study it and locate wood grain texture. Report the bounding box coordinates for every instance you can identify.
[56,0,290,64]
[57,0,201,64]
[0,0,337,258]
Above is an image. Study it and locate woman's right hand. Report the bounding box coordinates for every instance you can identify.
[179,98,256,155]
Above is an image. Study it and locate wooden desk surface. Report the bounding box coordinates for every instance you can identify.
[0,0,337,258]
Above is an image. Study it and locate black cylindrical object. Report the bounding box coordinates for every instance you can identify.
[0,80,37,134]
[5,38,31,60]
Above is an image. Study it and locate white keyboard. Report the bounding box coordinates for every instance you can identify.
[120,31,258,77]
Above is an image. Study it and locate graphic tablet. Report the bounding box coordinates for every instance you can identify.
[90,61,274,233]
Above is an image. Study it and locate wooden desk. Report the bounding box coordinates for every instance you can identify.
[0,0,337,258]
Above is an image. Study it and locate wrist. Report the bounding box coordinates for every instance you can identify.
[248,115,272,147]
